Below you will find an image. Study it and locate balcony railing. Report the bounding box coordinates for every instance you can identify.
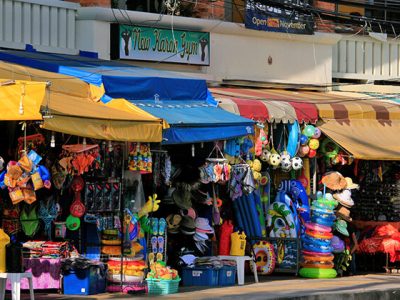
[0,0,79,54]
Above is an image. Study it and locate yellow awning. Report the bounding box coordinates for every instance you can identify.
[0,79,46,120]
[319,119,400,160]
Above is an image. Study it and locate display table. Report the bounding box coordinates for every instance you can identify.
[6,258,62,290]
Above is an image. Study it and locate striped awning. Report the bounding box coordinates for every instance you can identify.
[210,88,318,123]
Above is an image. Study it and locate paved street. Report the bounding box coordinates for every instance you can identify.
[7,274,400,299]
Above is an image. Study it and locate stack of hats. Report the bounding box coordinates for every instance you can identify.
[194,217,214,253]
[299,190,338,278]
[180,216,196,235]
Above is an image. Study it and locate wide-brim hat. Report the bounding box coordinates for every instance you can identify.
[321,172,347,191]
[181,215,196,229]
[331,235,345,253]
[334,219,349,236]
[195,217,213,231]
[345,177,359,190]
[172,188,192,210]
[335,205,352,222]
[333,190,354,208]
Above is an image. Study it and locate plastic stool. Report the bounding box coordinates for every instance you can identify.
[218,255,259,285]
[0,272,34,300]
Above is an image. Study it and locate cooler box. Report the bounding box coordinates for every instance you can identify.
[182,267,218,286]
[63,266,106,295]
[218,265,236,286]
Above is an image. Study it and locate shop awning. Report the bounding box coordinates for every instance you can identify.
[209,87,319,123]
[0,79,46,120]
[42,92,163,142]
[131,100,255,144]
[319,119,400,160]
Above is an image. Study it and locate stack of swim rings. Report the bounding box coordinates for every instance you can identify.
[299,192,338,279]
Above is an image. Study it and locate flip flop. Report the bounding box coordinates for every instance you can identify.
[157,236,164,261]
[151,218,159,236]
[151,236,158,254]
[158,218,166,236]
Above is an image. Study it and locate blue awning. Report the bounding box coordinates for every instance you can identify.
[0,49,254,144]
[134,100,254,144]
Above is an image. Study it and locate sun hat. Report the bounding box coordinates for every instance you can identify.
[331,235,345,253]
[66,214,81,231]
[335,205,352,222]
[195,217,213,232]
[334,219,349,236]
[172,188,192,210]
[333,190,354,208]
[321,172,347,191]
[181,215,196,229]
[345,177,359,190]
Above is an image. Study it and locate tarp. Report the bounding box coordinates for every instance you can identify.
[319,119,400,160]
[0,79,45,120]
[133,100,255,144]
[0,49,209,101]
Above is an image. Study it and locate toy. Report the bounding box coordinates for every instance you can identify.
[138,194,160,218]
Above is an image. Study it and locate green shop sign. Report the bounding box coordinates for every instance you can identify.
[119,25,210,65]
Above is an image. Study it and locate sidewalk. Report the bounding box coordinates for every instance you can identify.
[7,273,400,299]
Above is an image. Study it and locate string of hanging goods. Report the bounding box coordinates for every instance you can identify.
[199,143,231,184]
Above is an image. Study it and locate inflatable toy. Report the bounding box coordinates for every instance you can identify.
[303,125,316,137]
[300,261,334,269]
[302,243,333,253]
[305,222,332,233]
[267,202,297,238]
[278,180,310,223]
[302,254,334,262]
[287,121,300,158]
[308,149,317,158]
[320,138,339,159]
[311,216,335,227]
[300,134,308,145]
[302,235,331,247]
[302,250,332,256]
[299,267,337,279]
[305,229,333,240]
[253,241,276,275]
[275,191,300,234]
[309,139,320,150]
[312,128,321,139]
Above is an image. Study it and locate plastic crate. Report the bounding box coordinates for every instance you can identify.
[182,267,219,286]
[146,278,180,295]
[63,266,106,295]
[218,265,236,286]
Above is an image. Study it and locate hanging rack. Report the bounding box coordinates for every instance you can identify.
[206,143,227,163]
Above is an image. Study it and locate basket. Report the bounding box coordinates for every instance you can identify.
[146,278,180,295]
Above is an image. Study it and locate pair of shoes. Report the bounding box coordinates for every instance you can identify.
[151,218,167,235]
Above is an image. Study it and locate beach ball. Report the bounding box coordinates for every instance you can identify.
[300,134,309,145]
[309,139,320,150]
[303,125,316,137]
[299,145,310,157]
[312,128,321,139]
[308,149,317,158]
[269,153,282,167]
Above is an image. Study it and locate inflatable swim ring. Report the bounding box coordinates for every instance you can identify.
[311,206,334,214]
[305,222,331,233]
[299,267,337,279]
[305,229,333,240]
[303,243,333,253]
[300,261,334,269]
[253,241,276,275]
[302,254,334,262]
[267,202,298,238]
[302,235,331,247]
[302,250,332,257]
[311,216,335,227]
[311,212,336,222]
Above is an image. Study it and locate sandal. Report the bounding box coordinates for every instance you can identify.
[158,218,166,236]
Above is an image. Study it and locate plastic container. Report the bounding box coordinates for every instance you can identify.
[218,266,236,286]
[0,229,10,273]
[181,267,219,286]
[63,266,106,295]
[230,231,246,256]
[146,278,180,295]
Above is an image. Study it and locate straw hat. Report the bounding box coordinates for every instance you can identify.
[333,190,354,208]
[345,177,359,190]
[335,205,352,222]
[172,188,192,210]
[321,172,347,191]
